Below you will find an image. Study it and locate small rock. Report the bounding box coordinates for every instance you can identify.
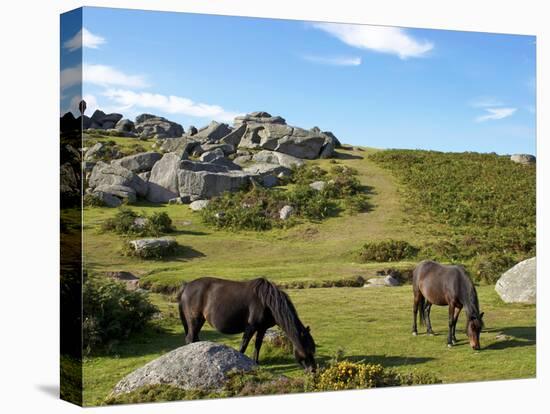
[105,271,140,290]
[280,205,294,220]
[309,181,327,191]
[189,200,209,211]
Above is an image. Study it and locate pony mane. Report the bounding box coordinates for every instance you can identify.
[252,278,315,353]
[459,268,481,320]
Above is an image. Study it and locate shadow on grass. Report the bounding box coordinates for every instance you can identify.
[314,354,434,368]
[482,325,536,351]
[171,229,210,237]
[335,152,364,160]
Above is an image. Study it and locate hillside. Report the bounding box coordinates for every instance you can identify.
[79,132,536,405]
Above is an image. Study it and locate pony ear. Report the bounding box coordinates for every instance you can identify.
[306,325,311,332]
[480,312,484,320]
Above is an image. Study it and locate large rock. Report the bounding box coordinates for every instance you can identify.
[495,257,536,304]
[510,154,536,165]
[115,118,135,133]
[193,121,232,144]
[146,153,182,203]
[92,190,123,207]
[178,169,251,200]
[251,150,304,169]
[135,114,184,138]
[88,110,123,130]
[220,123,247,147]
[89,162,148,197]
[111,342,256,395]
[157,136,198,157]
[237,115,332,159]
[112,152,163,173]
[93,184,137,203]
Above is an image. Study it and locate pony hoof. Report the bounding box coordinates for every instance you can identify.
[427,332,434,337]
[447,344,453,348]
[412,332,418,336]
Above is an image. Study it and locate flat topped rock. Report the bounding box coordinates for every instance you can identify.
[110,342,257,396]
[495,257,536,304]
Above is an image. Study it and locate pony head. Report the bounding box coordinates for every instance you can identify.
[466,312,484,350]
[294,325,316,372]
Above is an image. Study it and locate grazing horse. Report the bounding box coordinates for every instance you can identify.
[177,277,316,371]
[412,260,484,349]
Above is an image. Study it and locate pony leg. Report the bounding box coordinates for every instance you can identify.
[425,303,434,335]
[412,292,422,335]
[239,325,256,354]
[252,327,267,364]
[447,305,455,347]
[187,315,205,344]
[452,306,461,343]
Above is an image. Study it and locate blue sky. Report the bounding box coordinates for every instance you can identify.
[61,7,536,154]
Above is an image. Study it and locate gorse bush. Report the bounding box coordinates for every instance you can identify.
[102,207,173,236]
[312,361,440,391]
[370,150,535,281]
[359,240,419,262]
[83,276,158,353]
[201,164,370,231]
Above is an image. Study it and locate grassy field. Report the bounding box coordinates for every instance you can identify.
[81,144,536,405]
[82,286,535,406]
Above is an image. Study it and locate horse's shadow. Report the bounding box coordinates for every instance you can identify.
[482,325,536,350]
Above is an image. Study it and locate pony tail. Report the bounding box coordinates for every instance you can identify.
[176,282,188,335]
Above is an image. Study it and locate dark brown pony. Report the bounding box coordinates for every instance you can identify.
[412,260,484,349]
[177,277,316,370]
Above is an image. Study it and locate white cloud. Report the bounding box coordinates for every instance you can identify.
[84,64,148,88]
[302,55,361,66]
[475,107,517,122]
[102,89,242,122]
[63,28,106,52]
[60,65,81,91]
[470,97,504,108]
[310,23,433,59]
[60,64,149,91]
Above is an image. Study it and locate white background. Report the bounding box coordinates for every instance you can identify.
[0,0,548,412]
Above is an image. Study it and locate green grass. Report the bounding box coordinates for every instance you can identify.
[83,147,434,291]
[82,286,535,406]
[81,144,536,405]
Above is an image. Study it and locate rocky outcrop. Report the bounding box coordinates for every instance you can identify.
[178,168,251,201]
[115,118,135,133]
[112,152,163,173]
[87,110,123,130]
[135,114,184,138]
[189,200,210,211]
[88,161,148,198]
[510,154,536,165]
[110,342,256,395]
[193,121,232,144]
[495,257,536,304]
[146,153,182,203]
[235,112,336,159]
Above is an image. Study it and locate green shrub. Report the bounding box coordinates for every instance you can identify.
[469,253,518,284]
[101,208,173,237]
[147,212,173,234]
[83,276,158,353]
[359,240,419,262]
[83,193,107,207]
[290,164,328,185]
